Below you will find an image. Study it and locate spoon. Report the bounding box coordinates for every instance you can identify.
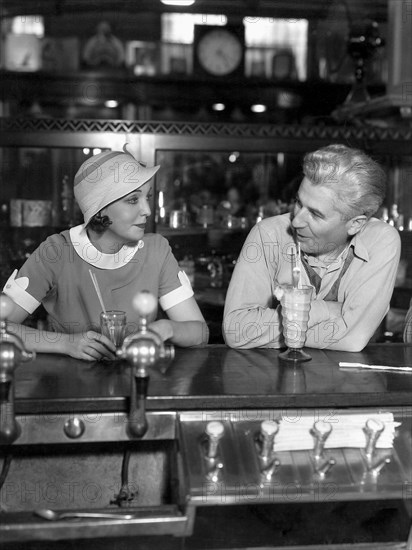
[34,508,135,521]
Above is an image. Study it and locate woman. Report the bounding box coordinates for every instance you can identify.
[3,146,208,361]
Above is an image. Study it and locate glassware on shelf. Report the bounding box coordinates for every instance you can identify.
[169,210,189,229]
[179,256,195,286]
[197,205,214,228]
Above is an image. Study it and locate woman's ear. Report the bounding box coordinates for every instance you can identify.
[347,215,367,236]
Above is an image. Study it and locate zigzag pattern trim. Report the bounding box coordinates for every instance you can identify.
[0,118,411,141]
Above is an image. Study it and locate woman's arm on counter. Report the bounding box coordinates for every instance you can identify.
[149,296,209,347]
[5,302,116,361]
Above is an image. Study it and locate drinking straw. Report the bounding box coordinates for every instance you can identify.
[89,269,107,314]
[296,242,302,288]
[290,243,301,289]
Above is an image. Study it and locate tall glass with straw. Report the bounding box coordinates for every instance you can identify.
[89,269,126,349]
[278,243,313,362]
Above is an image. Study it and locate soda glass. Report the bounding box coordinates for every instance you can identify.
[278,285,313,362]
[100,310,126,348]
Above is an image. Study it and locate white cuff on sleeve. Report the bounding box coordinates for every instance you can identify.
[3,269,41,314]
[159,271,194,311]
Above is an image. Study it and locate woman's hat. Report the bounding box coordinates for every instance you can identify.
[74,145,160,225]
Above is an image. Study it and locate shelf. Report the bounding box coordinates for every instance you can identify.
[158,225,248,237]
[0,69,385,115]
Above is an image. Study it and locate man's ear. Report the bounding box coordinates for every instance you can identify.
[347,215,367,236]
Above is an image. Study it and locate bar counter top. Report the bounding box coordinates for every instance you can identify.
[15,344,412,414]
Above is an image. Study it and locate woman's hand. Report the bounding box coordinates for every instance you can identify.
[64,331,117,361]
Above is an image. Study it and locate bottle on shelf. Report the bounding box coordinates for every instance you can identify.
[179,255,195,287]
[388,204,404,231]
[388,204,399,227]
[60,174,74,226]
[255,205,265,224]
[380,207,389,223]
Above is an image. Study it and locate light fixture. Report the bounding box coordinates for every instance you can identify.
[104,99,119,108]
[228,151,240,163]
[251,104,267,113]
[83,148,90,155]
[93,148,102,155]
[160,0,196,6]
[212,103,225,111]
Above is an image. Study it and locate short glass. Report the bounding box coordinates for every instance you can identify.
[278,285,313,362]
[100,310,126,348]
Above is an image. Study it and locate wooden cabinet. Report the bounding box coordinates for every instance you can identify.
[0,117,411,340]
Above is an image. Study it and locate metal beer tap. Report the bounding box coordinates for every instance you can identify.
[310,420,336,478]
[363,418,385,463]
[0,294,35,444]
[361,418,391,475]
[204,421,224,482]
[257,420,280,481]
[116,291,174,438]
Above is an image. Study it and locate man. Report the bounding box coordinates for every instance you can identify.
[223,144,400,351]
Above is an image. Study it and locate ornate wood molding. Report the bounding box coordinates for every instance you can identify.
[0,117,411,145]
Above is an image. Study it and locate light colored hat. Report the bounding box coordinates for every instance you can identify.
[73,145,160,225]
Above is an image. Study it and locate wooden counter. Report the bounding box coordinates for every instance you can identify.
[3,344,412,549]
[15,344,412,414]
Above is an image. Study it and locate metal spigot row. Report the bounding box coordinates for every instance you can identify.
[201,416,393,483]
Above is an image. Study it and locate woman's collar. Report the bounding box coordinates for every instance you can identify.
[69,224,144,270]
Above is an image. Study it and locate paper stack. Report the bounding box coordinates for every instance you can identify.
[273,412,400,452]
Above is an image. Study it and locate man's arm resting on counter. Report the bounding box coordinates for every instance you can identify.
[223,307,283,349]
[404,298,412,343]
[303,233,400,351]
[223,223,284,349]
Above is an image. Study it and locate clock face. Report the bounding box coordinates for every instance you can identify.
[196,28,244,76]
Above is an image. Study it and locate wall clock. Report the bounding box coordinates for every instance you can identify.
[193,25,245,77]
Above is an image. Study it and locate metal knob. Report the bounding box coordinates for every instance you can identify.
[259,420,279,460]
[310,420,332,460]
[314,458,336,479]
[205,421,224,459]
[116,291,174,438]
[206,462,223,482]
[260,458,281,482]
[368,456,391,476]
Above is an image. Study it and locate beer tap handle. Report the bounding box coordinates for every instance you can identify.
[205,421,224,460]
[363,418,385,462]
[258,420,279,460]
[128,371,149,438]
[310,420,332,460]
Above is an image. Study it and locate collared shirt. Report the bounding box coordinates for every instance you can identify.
[300,245,354,300]
[3,224,193,334]
[223,212,401,351]
[404,298,412,343]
